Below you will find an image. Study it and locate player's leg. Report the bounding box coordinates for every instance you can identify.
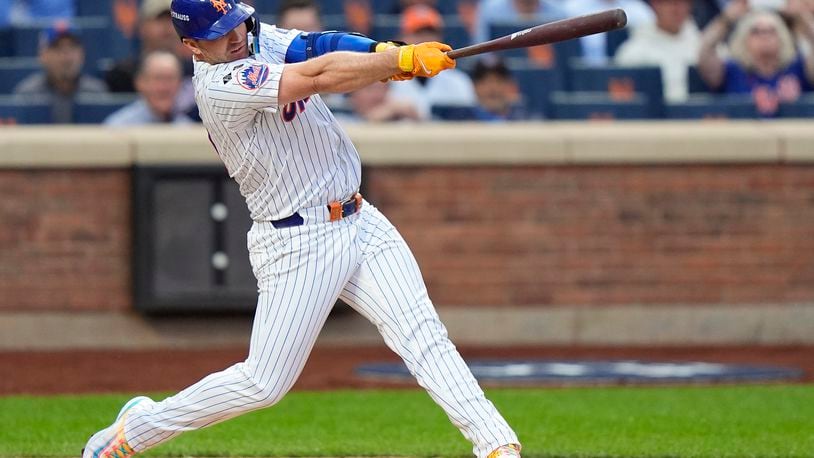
[85,220,360,456]
[339,203,519,458]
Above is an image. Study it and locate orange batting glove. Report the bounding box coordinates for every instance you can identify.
[398,42,456,78]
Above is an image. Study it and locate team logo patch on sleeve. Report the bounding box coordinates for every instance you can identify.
[237,64,270,90]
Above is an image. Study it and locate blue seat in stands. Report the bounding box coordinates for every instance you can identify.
[693,0,721,28]
[443,22,471,50]
[317,0,345,15]
[370,16,470,48]
[435,1,461,15]
[321,14,348,30]
[370,0,395,14]
[605,27,629,58]
[369,0,459,15]
[370,22,400,41]
[431,105,477,121]
[549,91,650,120]
[687,66,715,94]
[569,63,664,117]
[506,60,565,117]
[489,23,581,73]
[0,58,41,94]
[0,95,52,124]
[665,95,757,119]
[779,95,814,118]
[0,28,13,57]
[251,0,280,15]
[77,0,111,16]
[74,94,139,124]
[11,26,45,57]
[12,18,133,65]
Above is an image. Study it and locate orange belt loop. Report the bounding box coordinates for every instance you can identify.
[328,201,342,222]
[354,193,363,212]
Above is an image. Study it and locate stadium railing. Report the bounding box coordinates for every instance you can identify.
[0,58,41,94]
[73,93,140,124]
[548,91,650,120]
[0,95,52,124]
[665,94,758,119]
[568,63,664,118]
[10,17,134,67]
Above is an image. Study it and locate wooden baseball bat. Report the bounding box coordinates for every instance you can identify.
[446,9,628,60]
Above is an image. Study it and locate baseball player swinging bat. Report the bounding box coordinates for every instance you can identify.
[82,4,628,458]
[447,8,628,60]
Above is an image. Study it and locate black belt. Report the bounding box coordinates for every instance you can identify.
[271,193,363,229]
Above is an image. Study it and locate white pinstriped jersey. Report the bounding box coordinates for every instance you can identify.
[193,23,362,221]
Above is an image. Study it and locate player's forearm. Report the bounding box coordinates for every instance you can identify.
[278,50,400,105]
[310,50,400,93]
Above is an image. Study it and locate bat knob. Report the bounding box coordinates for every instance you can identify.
[614,8,628,28]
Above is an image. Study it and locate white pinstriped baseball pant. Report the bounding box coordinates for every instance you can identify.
[123,201,519,458]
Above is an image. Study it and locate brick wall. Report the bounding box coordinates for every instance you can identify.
[0,170,131,311]
[2,165,813,311]
[366,165,814,307]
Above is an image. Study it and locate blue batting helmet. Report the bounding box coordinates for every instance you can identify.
[170,0,257,41]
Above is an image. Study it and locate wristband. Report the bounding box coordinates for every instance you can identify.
[398,45,415,73]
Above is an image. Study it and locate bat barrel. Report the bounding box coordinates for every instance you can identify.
[447,8,628,60]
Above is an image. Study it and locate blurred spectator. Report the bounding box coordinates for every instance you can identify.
[615,0,701,102]
[564,0,655,65]
[343,0,372,35]
[106,0,185,92]
[694,0,801,28]
[470,58,526,121]
[698,0,814,115]
[277,0,323,31]
[388,0,440,14]
[338,82,422,123]
[709,0,788,11]
[474,0,568,43]
[106,0,197,118]
[104,51,193,126]
[388,5,477,118]
[13,23,108,124]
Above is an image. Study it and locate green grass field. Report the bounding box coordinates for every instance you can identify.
[1,386,812,458]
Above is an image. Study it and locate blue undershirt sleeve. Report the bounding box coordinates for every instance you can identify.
[284,31,378,63]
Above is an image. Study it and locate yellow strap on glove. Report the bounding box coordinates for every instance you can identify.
[375,41,414,81]
[374,41,399,52]
[397,42,456,78]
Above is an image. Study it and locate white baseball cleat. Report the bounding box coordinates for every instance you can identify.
[487,443,522,458]
[82,396,152,458]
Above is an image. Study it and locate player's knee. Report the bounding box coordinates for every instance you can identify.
[240,363,293,407]
[253,380,291,407]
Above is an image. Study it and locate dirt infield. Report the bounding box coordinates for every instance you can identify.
[1,345,811,395]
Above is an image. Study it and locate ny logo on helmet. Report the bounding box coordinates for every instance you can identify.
[210,0,231,15]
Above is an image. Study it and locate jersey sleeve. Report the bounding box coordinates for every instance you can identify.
[205,59,284,128]
[257,24,302,64]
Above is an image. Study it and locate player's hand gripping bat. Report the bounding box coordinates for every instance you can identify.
[446,9,628,60]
